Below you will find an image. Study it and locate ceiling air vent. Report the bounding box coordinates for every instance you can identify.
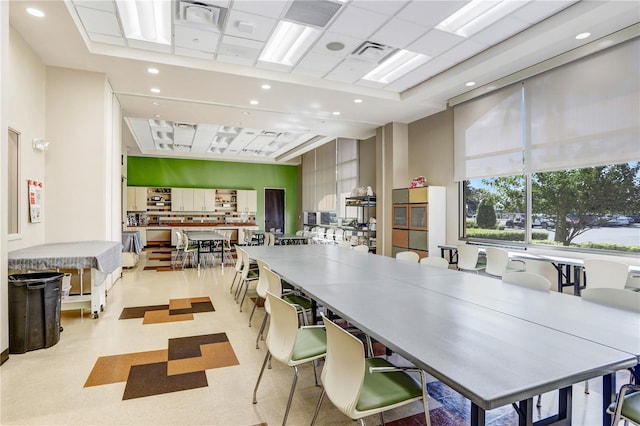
[284,0,342,28]
[176,1,226,31]
[351,41,397,64]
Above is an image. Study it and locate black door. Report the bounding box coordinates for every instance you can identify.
[264,188,285,232]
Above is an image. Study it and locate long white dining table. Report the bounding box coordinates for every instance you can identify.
[243,244,639,426]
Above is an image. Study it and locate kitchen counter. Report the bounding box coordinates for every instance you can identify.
[152,222,257,227]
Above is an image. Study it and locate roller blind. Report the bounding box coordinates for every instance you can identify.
[302,150,315,211]
[454,83,524,181]
[315,140,337,211]
[526,38,640,173]
[336,138,358,217]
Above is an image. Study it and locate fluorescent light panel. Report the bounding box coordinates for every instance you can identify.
[362,50,430,84]
[436,0,530,38]
[259,21,321,66]
[116,0,171,45]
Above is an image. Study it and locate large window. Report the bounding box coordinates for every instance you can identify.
[458,38,639,253]
[8,128,19,235]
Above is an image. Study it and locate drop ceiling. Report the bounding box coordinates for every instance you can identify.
[8,0,640,164]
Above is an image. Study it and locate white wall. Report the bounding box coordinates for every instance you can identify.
[45,67,109,243]
[7,26,46,251]
[1,1,9,360]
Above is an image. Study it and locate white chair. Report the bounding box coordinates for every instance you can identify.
[263,232,275,246]
[248,259,270,328]
[420,256,450,269]
[456,245,486,274]
[219,230,234,265]
[235,247,260,311]
[337,241,352,249]
[313,227,325,244]
[395,251,420,263]
[323,227,335,244]
[334,228,344,243]
[581,288,640,312]
[353,244,369,253]
[484,247,525,277]
[583,258,630,289]
[229,244,244,294]
[311,315,431,426]
[607,383,640,425]
[180,233,199,269]
[253,292,326,426]
[502,271,551,291]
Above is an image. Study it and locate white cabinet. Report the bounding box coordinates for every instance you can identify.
[172,188,194,212]
[127,187,147,211]
[193,189,216,211]
[237,190,257,212]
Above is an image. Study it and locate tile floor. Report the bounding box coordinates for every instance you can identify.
[0,251,623,425]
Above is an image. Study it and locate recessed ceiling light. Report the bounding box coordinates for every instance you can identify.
[147,67,159,74]
[250,100,259,105]
[150,88,161,93]
[261,84,271,90]
[576,32,591,40]
[154,114,161,118]
[465,81,476,87]
[362,50,430,84]
[152,101,160,106]
[26,7,45,17]
[259,21,322,66]
[332,111,341,116]
[243,111,251,115]
[326,41,345,51]
[354,99,363,104]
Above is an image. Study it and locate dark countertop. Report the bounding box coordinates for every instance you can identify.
[144,222,258,227]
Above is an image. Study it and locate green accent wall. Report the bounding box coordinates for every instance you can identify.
[127,156,298,233]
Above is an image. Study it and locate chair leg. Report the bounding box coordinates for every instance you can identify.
[248,296,262,326]
[282,366,299,426]
[253,351,271,404]
[310,388,326,426]
[536,394,542,408]
[256,314,269,349]
[229,271,239,293]
[379,413,385,426]
[584,380,589,394]
[421,371,431,426]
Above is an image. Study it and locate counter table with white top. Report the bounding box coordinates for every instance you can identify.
[8,241,122,318]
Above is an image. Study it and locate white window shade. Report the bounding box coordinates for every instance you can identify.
[526,39,640,173]
[315,140,337,212]
[337,138,358,217]
[302,150,315,212]
[454,83,524,181]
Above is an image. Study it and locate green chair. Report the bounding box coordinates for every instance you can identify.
[607,383,640,426]
[311,314,431,426]
[253,292,326,426]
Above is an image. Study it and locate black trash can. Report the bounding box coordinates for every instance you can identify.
[8,272,63,354]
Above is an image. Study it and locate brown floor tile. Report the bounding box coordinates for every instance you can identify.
[84,350,168,387]
[143,309,194,324]
[123,362,208,400]
[167,342,239,376]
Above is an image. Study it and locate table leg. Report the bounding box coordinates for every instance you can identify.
[516,398,533,426]
[573,265,582,296]
[602,373,616,426]
[471,403,486,426]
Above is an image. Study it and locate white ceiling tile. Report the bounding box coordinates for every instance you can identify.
[384,61,442,92]
[438,39,489,66]
[72,1,114,13]
[512,1,577,24]
[88,33,126,46]
[229,0,288,18]
[293,52,342,78]
[127,39,173,54]
[396,1,467,27]
[349,0,409,16]
[409,29,465,57]
[354,79,387,89]
[255,61,293,73]
[368,17,429,49]
[470,16,532,46]
[174,25,220,53]
[220,34,264,49]
[75,5,121,37]
[311,31,363,58]
[216,51,259,66]
[223,10,277,41]
[174,46,215,60]
[325,57,377,84]
[327,4,390,39]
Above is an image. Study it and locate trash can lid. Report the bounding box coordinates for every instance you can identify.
[8,272,64,283]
